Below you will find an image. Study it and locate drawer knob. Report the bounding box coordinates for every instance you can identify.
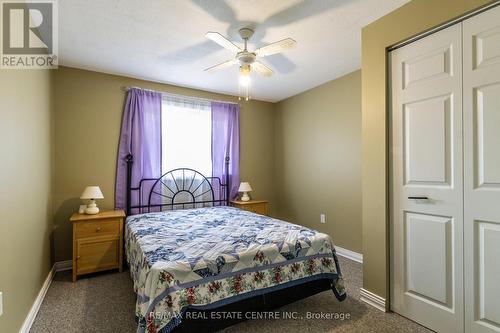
[96,227,101,232]
[76,256,80,260]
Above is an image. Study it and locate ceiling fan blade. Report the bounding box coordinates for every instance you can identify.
[256,38,297,57]
[252,61,274,77]
[204,59,236,72]
[205,32,241,53]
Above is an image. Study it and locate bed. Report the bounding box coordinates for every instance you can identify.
[124,155,346,333]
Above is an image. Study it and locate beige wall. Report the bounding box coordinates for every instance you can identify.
[52,66,276,261]
[0,70,54,332]
[275,70,362,253]
[361,0,493,301]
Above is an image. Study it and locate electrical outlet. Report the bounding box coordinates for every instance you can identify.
[320,213,326,224]
[0,291,3,316]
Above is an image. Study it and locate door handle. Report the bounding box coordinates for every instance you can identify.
[408,196,429,200]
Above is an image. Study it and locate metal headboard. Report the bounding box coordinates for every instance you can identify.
[125,154,230,215]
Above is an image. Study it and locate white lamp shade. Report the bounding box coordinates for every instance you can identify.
[80,186,104,200]
[238,182,253,192]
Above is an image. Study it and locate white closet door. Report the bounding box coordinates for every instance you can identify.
[463,5,500,333]
[390,23,464,333]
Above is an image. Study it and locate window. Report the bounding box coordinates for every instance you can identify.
[159,95,239,204]
[161,98,212,176]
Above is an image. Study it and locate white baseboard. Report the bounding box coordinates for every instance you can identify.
[19,265,55,332]
[54,260,72,272]
[335,249,384,312]
[19,260,71,333]
[360,288,387,312]
[335,246,363,263]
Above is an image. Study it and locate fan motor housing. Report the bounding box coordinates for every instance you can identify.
[236,51,256,66]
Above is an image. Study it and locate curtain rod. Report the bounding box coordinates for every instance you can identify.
[121,86,240,106]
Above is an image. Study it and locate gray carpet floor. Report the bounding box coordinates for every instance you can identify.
[30,257,431,333]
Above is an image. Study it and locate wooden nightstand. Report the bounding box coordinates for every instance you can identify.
[231,200,269,216]
[70,210,125,282]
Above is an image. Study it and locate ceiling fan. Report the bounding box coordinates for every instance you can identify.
[203,28,297,78]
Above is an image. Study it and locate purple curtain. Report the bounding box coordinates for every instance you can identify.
[211,101,240,201]
[115,88,162,211]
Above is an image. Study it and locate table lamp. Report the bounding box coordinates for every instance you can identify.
[238,182,253,202]
[80,186,104,215]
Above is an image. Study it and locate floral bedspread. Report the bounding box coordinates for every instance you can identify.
[125,206,346,333]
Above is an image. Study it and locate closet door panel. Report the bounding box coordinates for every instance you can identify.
[391,23,463,333]
[464,5,500,333]
[474,84,500,188]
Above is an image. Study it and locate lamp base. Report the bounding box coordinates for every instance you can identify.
[84,200,100,215]
[241,192,251,202]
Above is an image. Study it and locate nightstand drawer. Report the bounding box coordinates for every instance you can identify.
[243,204,267,215]
[231,200,269,216]
[76,237,119,274]
[75,219,120,239]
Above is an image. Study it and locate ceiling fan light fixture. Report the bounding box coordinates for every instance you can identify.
[238,65,251,101]
[239,64,251,76]
[239,74,251,87]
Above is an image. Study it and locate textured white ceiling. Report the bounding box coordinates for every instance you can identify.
[59,0,408,102]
